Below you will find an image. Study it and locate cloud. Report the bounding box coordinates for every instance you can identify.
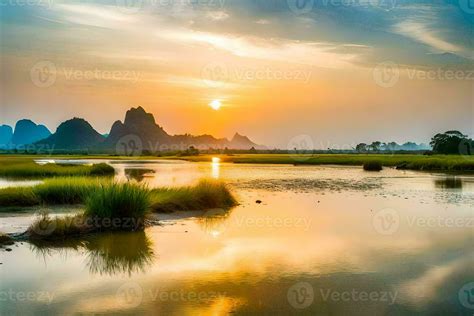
[393,20,463,54]
[158,29,371,69]
[206,11,230,21]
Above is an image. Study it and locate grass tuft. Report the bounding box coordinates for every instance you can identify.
[363,161,383,171]
[0,159,115,178]
[34,177,110,204]
[150,179,237,212]
[85,182,151,222]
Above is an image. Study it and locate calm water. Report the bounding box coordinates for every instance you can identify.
[1,160,474,315]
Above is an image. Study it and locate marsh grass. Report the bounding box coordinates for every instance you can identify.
[0,160,114,178]
[35,177,110,204]
[0,186,40,206]
[150,179,237,212]
[2,177,236,241]
[363,161,383,171]
[175,154,474,171]
[29,231,154,275]
[85,182,151,222]
[28,212,87,240]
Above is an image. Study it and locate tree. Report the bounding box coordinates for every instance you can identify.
[355,143,367,153]
[369,141,381,152]
[430,131,470,154]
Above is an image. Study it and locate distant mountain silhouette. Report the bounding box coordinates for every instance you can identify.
[0,125,13,146]
[36,118,105,150]
[10,119,51,145]
[11,106,261,151]
[230,133,258,149]
[103,106,171,150]
[104,106,261,151]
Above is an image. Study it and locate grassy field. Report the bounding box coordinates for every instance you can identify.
[0,177,237,211]
[172,154,474,171]
[0,156,114,178]
[0,177,236,241]
[1,153,474,173]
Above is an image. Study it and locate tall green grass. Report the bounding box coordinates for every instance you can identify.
[0,177,109,207]
[35,177,111,204]
[0,178,237,214]
[0,160,114,178]
[85,182,151,221]
[150,179,237,212]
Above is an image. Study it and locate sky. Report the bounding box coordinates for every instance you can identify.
[0,0,473,148]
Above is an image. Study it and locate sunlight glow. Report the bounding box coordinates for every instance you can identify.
[209,100,222,110]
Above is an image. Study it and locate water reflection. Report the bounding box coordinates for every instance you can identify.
[30,231,154,276]
[434,176,463,189]
[124,168,155,182]
[196,208,232,237]
[211,157,220,179]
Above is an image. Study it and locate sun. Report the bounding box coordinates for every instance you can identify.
[209,100,222,110]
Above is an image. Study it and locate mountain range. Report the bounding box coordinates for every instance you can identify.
[1,106,261,152]
[0,120,51,148]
